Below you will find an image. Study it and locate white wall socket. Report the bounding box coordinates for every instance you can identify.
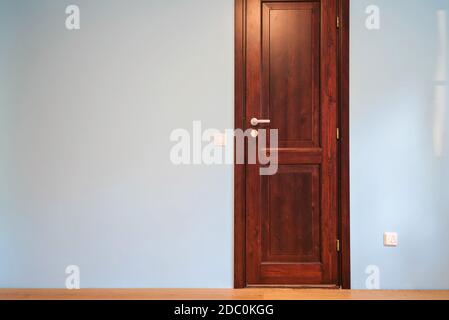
[213,132,227,146]
[384,232,398,247]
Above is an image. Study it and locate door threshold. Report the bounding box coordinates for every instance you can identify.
[245,285,341,290]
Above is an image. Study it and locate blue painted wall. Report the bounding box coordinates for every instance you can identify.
[0,0,448,289]
[0,0,234,288]
[350,0,449,289]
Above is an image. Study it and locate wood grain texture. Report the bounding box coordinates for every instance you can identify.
[245,0,339,286]
[263,166,320,262]
[262,2,320,148]
[234,0,349,288]
[1,289,448,301]
[338,0,351,290]
[234,0,246,289]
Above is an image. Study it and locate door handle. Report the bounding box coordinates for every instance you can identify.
[250,118,271,126]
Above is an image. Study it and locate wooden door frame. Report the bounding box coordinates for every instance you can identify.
[234,0,351,289]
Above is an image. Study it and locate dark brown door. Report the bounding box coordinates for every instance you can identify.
[244,0,340,287]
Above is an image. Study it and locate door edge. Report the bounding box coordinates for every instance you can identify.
[234,0,247,289]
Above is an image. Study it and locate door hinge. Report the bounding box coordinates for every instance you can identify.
[336,128,340,141]
[337,17,341,29]
[336,240,341,252]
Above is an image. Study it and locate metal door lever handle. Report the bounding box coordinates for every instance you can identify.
[250,118,271,126]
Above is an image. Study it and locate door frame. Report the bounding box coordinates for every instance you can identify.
[234,0,351,289]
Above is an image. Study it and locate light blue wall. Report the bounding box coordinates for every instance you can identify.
[0,0,448,289]
[0,0,234,288]
[351,0,449,289]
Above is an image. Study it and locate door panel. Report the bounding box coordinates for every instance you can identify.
[262,165,320,263]
[262,2,320,148]
[245,0,339,286]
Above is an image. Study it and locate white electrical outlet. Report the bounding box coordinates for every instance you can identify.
[384,232,398,247]
[213,133,227,146]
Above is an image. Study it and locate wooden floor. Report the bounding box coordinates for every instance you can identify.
[1,289,449,300]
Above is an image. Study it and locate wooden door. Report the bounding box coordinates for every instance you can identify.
[238,0,341,287]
